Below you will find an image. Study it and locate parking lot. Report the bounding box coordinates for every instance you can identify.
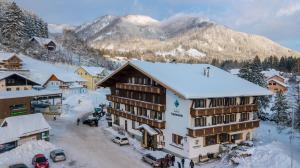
[48,117,151,168]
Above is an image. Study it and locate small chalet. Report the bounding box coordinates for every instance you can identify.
[0,113,51,153]
[0,52,23,70]
[266,75,288,93]
[0,72,40,91]
[43,73,87,95]
[76,66,109,90]
[29,36,57,51]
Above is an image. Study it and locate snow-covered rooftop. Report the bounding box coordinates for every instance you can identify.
[100,61,272,99]
[0,113,51,144]
[267,78,287,87]
[52,73,86,83]
[0,72,40,85]
[80,66,106,76]
[0,51,17,62]
[30,36,56,46]
[0,89,62,99]
[262,69,282,79]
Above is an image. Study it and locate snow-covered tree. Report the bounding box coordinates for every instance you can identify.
[0,2,25,47]
[271,92,290,125]
[239,56,270,117]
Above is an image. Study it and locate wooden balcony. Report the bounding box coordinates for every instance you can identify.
[187,120,259,138]
[116,83,162,94]
[107,107,165,129]
[107,95,165,112]
[191,104,258,117]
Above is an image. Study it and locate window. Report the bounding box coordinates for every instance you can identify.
[172,134,183,145]
[210,98,224,107]
[114,103,120,110]
[6,88,11,91]
[205,135,217,146]
[132,121,136,129]
[240,113,250,121]
[224,114,236,123]
[224,97,236,106]
[240,97,250,105]
[194,99,206,108]
[16,87,20,91]
[115,89,120,96]
[212,115,223,125]
[195,117,206,127]
[231,133,242,140]
[113,116,120,126]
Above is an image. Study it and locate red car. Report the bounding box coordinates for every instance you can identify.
[32,154,49,168]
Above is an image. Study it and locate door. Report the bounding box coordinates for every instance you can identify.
[125,120,128,131]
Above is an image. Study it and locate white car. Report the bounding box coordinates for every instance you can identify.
[111,136,129,146]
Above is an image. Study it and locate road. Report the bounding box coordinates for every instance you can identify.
[48,117,150,168]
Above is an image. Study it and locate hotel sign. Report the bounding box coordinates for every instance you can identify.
[171,99,183,117]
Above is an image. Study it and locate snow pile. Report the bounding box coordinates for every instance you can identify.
[237,141,299,168]
[0,140,56,167]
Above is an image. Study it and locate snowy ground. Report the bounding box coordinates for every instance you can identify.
[1,88,300,168]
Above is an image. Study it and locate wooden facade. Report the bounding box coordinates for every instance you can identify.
[108,107,165,129]
[0,55,22,70]
[191,104,258,117]
[0,97,31,119]
[187,120,260,137]
[116,83,162,94]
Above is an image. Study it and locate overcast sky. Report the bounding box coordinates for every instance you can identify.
[15,0,300,51]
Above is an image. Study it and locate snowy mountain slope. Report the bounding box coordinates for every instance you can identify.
[73,14,300,61]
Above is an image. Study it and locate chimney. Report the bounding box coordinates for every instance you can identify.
[207,67,210,77]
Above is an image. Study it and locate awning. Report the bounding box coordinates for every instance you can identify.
[137,124,159,136]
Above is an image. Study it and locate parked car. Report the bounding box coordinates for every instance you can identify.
[82,113,99,127]
[142,153,164,167]
[9,163,29,168]
[32,154,49,168]
[111,136,129,146]
[50,149,66,162]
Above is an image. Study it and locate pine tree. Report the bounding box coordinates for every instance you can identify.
[239,56,270,117]
[0,2,25,47]
[271,92,290,125]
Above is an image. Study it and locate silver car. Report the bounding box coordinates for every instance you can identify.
[142,153,164,167]
[50,149,66,162]
[111,136,129,146]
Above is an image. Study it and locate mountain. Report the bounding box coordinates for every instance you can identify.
[73,14,300,61]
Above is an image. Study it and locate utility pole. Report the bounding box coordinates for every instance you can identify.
[291,82,300,168]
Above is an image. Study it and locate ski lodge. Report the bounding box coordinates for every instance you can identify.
[98,61,272,162]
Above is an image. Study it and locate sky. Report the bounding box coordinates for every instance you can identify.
[15,0,300,51]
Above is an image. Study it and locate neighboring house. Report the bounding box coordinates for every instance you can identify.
[76,66,109,90]
[0,52,23,70]
[0,113,51,153]
[98,61,271,163]
[43,74,87,95]
[0,72,40,91]
[29,36,57,51]
[266,75,288,93]
[0,89,62,119]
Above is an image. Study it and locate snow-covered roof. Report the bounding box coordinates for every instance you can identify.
[30,36,56,46]
[0,72,40,85]
[0,51,18,62]
[0,113,51,144]
[262,69,282,79]
[99,61,272,99]
[45,73,86,84]
[137,124,158,136]
[267,78,288,87]
[79,66,107,76]
[0,89,62,99]
[0,127,20,144]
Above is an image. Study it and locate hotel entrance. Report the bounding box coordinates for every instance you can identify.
[137,124,164,149]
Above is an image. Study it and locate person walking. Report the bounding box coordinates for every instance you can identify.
[77,118,80,125]
[189,160,194,168]
[181,158,185,167]
[177,161,181,168]
[171,155,175,166]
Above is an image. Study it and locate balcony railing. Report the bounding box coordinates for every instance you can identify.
[107,107,165,129]
[116,83,162,94]
[187,120,259,137]
[190,104,258,117]
[107,95,165,112]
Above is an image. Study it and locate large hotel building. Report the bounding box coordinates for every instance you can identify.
[98,61,271,162]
